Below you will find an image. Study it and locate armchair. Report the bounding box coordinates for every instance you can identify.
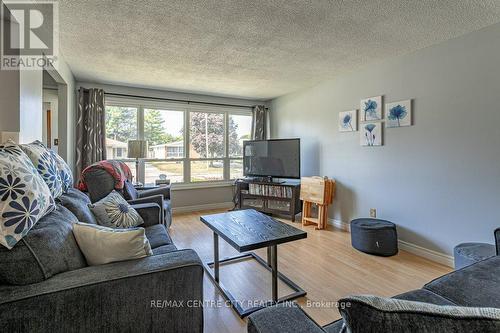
[83,167,172,227]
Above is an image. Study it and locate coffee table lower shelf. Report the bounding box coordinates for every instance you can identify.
[203,251,307,318]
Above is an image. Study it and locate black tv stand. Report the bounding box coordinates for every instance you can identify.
[235,178,301,221]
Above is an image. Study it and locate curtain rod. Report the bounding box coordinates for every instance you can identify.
[104,92,257,109]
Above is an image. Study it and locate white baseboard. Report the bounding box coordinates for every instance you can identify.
[172,202,234,214]
[330,218,351,231]
[328,218,454,268]
[398,240,454,267]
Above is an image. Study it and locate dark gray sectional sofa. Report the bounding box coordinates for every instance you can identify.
[0,188,204,333]
[248,233,500,333]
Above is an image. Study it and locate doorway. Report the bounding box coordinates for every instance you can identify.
[42,70,59,152]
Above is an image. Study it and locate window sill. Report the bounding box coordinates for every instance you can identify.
[171,181,236,191]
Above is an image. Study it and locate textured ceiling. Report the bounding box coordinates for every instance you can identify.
[58,0,500,100]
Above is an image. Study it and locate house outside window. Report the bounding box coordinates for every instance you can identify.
[105,98,252,186]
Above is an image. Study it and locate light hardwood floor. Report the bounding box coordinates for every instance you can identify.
[170,210,451,333]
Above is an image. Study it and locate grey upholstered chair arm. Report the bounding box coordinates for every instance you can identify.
[0,250,204,333]
[128,194,164,207]
[128,194,165,223]
[248,304,326,333]
[138,185,171,200]
[495,228,500,255]
[130,203,161,227]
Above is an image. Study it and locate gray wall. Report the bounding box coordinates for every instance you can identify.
[0,70,20,132]
[171,186,235,209]
[19,70,43,143]
[270,22,500,256]
[0,8,20,133]
[53,57,77,171]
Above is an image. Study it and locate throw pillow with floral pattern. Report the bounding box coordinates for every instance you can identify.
[49,150,74,192]
[0,144,55,249]
[19,141,63,198]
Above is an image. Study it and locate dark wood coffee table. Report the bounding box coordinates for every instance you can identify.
[200,209,307,317]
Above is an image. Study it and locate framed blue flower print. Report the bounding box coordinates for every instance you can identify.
[339,110,358,132]
[360,122,383,146]
[360,96,383,121]
[386,99,412,128]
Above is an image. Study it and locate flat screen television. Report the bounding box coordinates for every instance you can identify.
[243,139,300,179]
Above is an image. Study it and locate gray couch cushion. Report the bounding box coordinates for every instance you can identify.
[322,289,456,333]
[0,204,87,285]
[83,168,117,203]
[145,224,172,249]
[152,244,178,255]
[394,289,457,306]
[0,239,45,285]
[323,320,344,333]
[0,250,204,333]
[453,242,496,269]
[248,303,325,333]
[338,295,500,333]
[424,255,500,308]
[56,188,97,225]
[123,180,138,200]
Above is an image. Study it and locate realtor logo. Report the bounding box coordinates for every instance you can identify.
[1,0,58,69]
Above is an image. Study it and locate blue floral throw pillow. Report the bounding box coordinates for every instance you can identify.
[88,191,144,228]
[49,150,74,192]
[19,141,63,198]
[0,144,56,249]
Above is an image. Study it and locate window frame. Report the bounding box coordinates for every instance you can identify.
[105,96,252,186]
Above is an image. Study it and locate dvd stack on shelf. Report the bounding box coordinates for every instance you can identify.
[248,184,293,198]
[237,180,301,222]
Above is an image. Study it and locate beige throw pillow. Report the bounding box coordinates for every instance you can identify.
[73,223,152,266]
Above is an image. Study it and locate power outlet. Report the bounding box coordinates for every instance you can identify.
[370,208,377,218]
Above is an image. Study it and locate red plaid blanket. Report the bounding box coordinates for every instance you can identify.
[78,160,132,192]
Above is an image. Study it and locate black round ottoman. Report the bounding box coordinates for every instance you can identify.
[350,218,398,256]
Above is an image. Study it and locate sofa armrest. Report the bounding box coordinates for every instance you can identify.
[128,194,165,223]
[495,228,500,255]
[131,202,161,227]
[138,185,171,200]
[0,249,204,333]
[248,304,326,333]
[128,193,164,207]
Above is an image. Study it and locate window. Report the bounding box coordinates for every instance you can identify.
[228,114,252,179]
[145,161,184,184]
[105,98,253,186]
[144,108,184,183]
[105,105,138,180]
[189,111,224,182]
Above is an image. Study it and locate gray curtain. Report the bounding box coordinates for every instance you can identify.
[75,88,106,179]
[251,105,269,140]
